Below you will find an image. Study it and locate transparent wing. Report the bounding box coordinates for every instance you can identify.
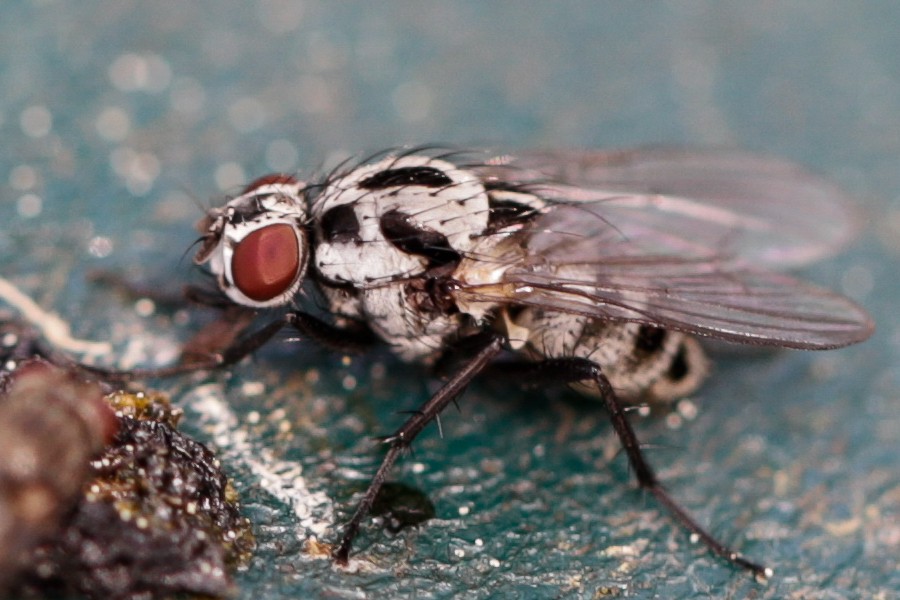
[457,259,874,350]
[456,151,873,349]
[475,148,861,269]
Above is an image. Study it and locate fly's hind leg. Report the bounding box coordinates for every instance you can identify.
[333,333,504,565]
[499,357,772,580]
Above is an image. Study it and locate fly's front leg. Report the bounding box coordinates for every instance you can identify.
[88,270,233,310]
[289,312,378,355]
[182,285,236,309]
[333,334,504,565]
[501,357,772,580]
[80,311,377,381]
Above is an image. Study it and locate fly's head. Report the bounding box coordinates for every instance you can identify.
[195,174,309,308]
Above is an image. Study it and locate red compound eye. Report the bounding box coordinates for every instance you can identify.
[231,224,301,302]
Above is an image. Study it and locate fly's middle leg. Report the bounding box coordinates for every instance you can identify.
[333,334,504,565]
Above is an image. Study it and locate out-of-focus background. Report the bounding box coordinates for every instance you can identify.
[1,2,897,598]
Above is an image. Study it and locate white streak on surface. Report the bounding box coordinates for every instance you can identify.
[0,275,112,356]
[184,383,334,539]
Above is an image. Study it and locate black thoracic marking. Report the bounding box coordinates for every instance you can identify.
[635,325,668,357]
[228,202,265,225]
[358,166,453,190]
[486,195,541,231]
[666,343,690,381]
[380,209,460,268]
[320,204,361,243]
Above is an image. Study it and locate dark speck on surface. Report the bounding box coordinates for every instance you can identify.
[370,481,436,534]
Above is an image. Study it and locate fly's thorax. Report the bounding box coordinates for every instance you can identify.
[372,283,468,362]
[309,155,490,286]
[305,153,555,361]
[198,175,309,308]
[513,307,709,402]
[317,279,466,363]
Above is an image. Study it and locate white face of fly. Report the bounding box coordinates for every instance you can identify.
[196,175,309,308]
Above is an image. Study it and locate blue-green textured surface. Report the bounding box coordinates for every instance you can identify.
[1,2,898,598]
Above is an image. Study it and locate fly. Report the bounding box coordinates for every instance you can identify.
[92,147,874,580]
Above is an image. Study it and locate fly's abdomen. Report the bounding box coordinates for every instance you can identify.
[514,308,709,402]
